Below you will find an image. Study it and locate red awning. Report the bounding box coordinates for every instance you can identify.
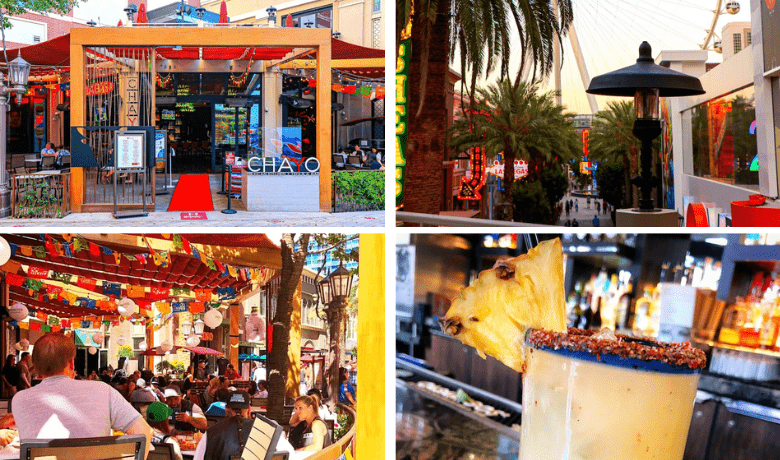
[182,346,224,356]
[1,34,381,67]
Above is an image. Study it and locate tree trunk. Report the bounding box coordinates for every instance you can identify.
[267,234,311,424]
[402,0,451,214]
[326,297,346,407]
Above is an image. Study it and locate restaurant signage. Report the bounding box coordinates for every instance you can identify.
[246,157,320,174]
[115,131,146,170]
[86,81,115,97]
[457,147,487,200]
[126,75,139,125]
[486,159,528,180]
[396,37,410,207]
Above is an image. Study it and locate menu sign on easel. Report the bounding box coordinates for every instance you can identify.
[115,130,146,171]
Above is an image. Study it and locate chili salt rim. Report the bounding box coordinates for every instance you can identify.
[527,327,707,370]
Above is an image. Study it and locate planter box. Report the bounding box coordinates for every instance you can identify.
[12,172,71,218]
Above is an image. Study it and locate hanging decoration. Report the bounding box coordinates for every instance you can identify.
[88,346,97,355]
[9,303,28,321]
[159,340,173,352]
[138,340,147,351]
[204,308,223,329]
[186,335,200,347]
[116,336,127,346]
[117,298,138,317]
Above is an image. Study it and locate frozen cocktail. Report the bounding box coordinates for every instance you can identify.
[520,328,705,460]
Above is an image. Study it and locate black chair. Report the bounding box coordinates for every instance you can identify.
[149,442,175,460]
[41,156,56,170]
[21,434,147,460]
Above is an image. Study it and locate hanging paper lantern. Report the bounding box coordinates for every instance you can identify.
[116,336,127,346]
[88,346,97,355]
[160,340,173,352]
[8,303,28,321]
[204,308,223,329]
[13,343,22,351]
[117,297,138,317]
[0,237,11,265]
[186,335,200,347]
[19,338,29,350]
[138,341,147,351]
[92,332,104,345]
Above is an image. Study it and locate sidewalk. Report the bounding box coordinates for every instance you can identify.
[1,174,384,227]
[556,194,614,227]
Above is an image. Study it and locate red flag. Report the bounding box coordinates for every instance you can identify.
[28,266,49,279]
[30,322,41,332]
[89,242,100,257]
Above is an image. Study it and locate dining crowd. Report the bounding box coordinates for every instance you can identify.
[0,332,353,460]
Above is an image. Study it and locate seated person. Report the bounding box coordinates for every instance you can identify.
[367,152,384,171]
[251,380,268,399]
[204,388,230,417]
[224,364,240,381]
[192,391,256,460]
[55,146,70,167]
[130,378,158,403]
[41,142,56,157]
[306,389,332,421]
[164,385,208,433]
[288,394,331,453]
[146,402,184,460]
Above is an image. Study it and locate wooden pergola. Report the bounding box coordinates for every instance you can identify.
[69,26,333,212]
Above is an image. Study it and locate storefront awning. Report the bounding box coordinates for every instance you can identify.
[1,34,382,70]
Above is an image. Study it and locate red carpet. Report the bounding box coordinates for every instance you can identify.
[167,174,214,211]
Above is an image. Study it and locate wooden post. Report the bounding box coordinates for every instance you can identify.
[356,234,384,459]
[229,303,240,371]
[146,322,154,370]
[69,41,85,213]
[287,278,302,400]
[316,40,332,212]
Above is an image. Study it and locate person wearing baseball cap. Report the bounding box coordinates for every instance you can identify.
[130,378,158,403]
[192,390,254,460]
[146,402,184,460]
[164,385,207,433]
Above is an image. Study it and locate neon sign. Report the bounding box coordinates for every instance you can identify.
[582,128,590,157]
[486,159,527,180]
[457,147,487,200]
[86,81,115,97]
[396,39,410,207]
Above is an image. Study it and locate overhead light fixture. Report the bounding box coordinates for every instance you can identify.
[704,237,728,246]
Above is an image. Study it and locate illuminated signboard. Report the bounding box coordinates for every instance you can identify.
[486,159,528,180]
[582,128,590,157]
[457,147,487,200]
[580,161,591,174]
[396,39,410,207]
[86,81,115,97]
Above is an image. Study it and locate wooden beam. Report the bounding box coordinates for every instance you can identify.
[356,234,384,460]
[70,42,85,213]
[70,27,330,48]
[277,58,385,70]
[229,302,240,371]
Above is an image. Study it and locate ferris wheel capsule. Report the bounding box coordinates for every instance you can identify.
[726,1,740,14]
[713,40,723,53]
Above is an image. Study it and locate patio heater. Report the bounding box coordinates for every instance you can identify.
[0,54,31,217]
[586,41,704,226]
[123,4,137,25]
[266,7,277,27]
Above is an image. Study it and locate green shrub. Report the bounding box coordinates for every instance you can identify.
[511,180,554,224]
[333,171,385,212]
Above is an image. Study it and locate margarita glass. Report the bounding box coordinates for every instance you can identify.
[520,328,706,460]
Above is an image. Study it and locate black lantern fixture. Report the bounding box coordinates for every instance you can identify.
[123,4,137,23]
[586,41,704,211]
[195,7,206,21]
[266,6,277,26]
[317,272,332,306]
[87,19,97,27]
[328,262,353,300]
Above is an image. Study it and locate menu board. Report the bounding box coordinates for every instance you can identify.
[115,131,146,170]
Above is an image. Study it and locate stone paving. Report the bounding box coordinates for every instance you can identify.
[1,173,385,228]
[556,193,614,227]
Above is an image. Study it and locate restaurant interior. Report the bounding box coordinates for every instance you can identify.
[0,232,386,460]
[396,233,780,460]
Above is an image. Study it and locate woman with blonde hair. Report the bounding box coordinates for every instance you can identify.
[204,376,220,405]
[288,394,331,453]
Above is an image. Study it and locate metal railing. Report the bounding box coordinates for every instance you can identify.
[396,211,558,227]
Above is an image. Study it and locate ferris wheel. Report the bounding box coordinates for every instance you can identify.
[548,0,745,115]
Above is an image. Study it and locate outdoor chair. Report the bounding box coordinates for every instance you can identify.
[271,452,289,460]
[282,405,294,422]
[148,442,175,460]
[347,155,361,165]
[41,156,56,170]
[14,166,26,175]
[60,154,71,169]
[251,397,268,408]
[345,164,361,171]
[20,434,147,460]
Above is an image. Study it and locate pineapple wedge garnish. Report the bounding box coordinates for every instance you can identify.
[439,238,566,372]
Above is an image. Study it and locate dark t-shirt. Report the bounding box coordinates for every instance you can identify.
[2,365,19,387]
[288,417,331,450]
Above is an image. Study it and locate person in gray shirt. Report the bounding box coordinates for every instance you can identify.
[12,333,152,459]
[130,378,159,403]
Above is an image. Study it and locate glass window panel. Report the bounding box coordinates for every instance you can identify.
[201,74,226,95]
[686,85,758,190]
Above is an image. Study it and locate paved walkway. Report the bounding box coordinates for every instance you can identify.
[556,194,614,227]
[2,173,384,227]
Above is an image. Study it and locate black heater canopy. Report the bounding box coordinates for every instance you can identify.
[586,42,705,97]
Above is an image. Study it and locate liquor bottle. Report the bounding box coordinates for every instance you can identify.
[568,296,583,329]
[582,292,593,330]
[591,297,603,330]
[633,289,651,336]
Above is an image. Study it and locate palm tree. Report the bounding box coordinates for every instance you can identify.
[397,0,574,214]
[588,100,640,208]
[450,80,579,204]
